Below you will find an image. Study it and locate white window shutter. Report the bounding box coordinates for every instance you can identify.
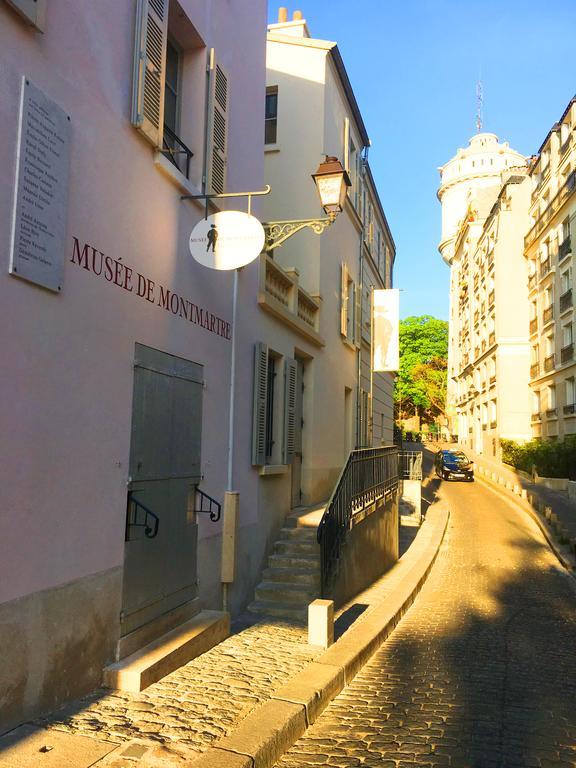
[354,283,361,346]
[343,117,350,172]
[207,51,229,194]
[131,0,168,148]
[252,342,269,466]
[283,358,298,465]
[341,262,348,337]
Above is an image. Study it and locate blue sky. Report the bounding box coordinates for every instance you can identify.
[267,1,576,320]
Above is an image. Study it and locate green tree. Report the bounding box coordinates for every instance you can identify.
[395,315,449,424]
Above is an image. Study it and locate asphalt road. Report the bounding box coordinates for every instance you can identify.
[276,449,576,768]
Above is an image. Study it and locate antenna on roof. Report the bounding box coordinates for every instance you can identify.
[476,80,483,133]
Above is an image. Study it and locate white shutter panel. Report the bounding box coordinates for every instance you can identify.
[283,358,298,465]
[207,51,229,194]
[252,342,269,466]
[354,283,361,346]
[343,117,350,172]
[131,0,168,148]
[341,262,348,337]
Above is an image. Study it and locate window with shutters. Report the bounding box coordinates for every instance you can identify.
[265,87,278,145]
[252,344,296,467]
[131,0,228,192]
[340,263,358,345]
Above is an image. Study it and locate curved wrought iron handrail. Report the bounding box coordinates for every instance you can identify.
[195,487,221,522]
[126,492,160,540]
[317,446,399,596]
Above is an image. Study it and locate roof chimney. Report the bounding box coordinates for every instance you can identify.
[293,9,303,19]
[278,7,288,22]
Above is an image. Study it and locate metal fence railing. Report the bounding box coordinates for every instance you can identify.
[399,450,423,481]
[317,446,399,596]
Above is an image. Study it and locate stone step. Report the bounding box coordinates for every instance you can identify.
[246,600,307,621]
[279,527,318,541]
[268,552,320,570]
[262,566,320,587]
[274,539,319,556]
[103,610,229,693]
[255,581,319,605]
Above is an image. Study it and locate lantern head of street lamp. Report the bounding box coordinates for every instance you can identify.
[312,156,351,219]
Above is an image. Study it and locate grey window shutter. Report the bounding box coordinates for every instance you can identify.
[252,342,268,466]
[283,357,298,465]
[340,262,348,337]
[354,282,362,347]
[131,0,168,148]
[207,51,229,194]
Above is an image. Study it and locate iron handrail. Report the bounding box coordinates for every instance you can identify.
[126,492,160,541]
[195,487,221,522]
[317,446,399,596]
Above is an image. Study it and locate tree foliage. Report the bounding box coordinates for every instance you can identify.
[395,315,449,423]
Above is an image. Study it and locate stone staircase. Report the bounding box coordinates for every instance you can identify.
[247,504,325,621]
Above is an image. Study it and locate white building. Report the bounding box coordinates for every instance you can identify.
[438,133,528,444]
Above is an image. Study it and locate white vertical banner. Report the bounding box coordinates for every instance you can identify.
[373,289,399,372]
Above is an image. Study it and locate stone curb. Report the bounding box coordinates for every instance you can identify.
[474,469,576,573]
[186,504,450,768]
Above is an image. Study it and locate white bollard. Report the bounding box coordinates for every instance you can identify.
[308,599,334,649]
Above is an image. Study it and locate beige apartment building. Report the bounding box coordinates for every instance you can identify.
[525,97,576,439]
[439,134,531,453]
[261,8,396,507]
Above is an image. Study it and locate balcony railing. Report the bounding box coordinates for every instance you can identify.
[531,412,541,423]
[528,273,537,290]
[559,236,572,260]
[560,289,573,313]
[546,408,557,418]
[543,305,554,325]
[489,332,496,346]
[530,362,540,378]
[258,255,323,346]
[544,354,555,372]
[561,343,574,364]
[560,134,572,156]
[564,404,576,415]
[539,257,551,279]
[530,318,538,335]
[525,171,576,249]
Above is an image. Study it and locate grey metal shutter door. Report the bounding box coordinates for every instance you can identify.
[252,342,268,465]
[131,0,168,148]
[283,357,298,464]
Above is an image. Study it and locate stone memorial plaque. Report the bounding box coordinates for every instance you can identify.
[9,77,71,292]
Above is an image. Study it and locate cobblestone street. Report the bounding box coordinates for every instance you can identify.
[276,466,576,767]
[36,619,319,757]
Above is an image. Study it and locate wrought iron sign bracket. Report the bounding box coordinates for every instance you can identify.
[262,214,336,252]
[181,185,271,218]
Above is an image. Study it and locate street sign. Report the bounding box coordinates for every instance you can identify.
[189,211,265,271]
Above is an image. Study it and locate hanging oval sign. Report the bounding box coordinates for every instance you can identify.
[189,211,266,271]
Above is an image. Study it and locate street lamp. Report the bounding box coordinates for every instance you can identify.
[263,156,351,251]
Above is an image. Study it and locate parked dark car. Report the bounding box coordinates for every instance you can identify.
[435,450,474,481]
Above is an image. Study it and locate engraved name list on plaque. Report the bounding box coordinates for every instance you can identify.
[9,78,71,292]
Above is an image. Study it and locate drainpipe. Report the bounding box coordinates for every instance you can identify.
[356,145,369,447]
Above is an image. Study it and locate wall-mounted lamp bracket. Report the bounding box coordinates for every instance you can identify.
[262,214,335,252]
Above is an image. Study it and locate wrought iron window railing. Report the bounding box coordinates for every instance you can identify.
[560,289,572,313]
[317,446,398,596]
[161,125,194,179]
[561,343,574,365]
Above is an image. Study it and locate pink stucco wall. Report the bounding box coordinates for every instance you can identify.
[0,0,267,605]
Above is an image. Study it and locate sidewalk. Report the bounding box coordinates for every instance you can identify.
[0,491,448,768]
[435,442,576,569]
